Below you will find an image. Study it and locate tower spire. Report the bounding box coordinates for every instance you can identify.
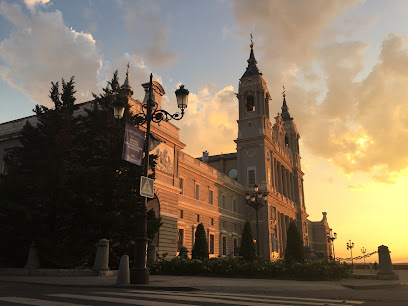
[241,34,261,79]
[121,62,133,97]
[281,85,292,121]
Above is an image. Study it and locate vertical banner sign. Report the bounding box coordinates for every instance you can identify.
[122,123,145,166]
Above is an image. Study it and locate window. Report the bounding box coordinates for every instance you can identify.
[222,236,227,256]
[177,229,184,252]
[233,223,237,232]
[195,184,200,200]
[222,194,226,208]
[232,198,236,212]
[197,214,200,222]
[209,189,213,205]
[246,95,254,112]
[209,234,215,254]
[180,209,184,219]
[248,169,256,185]
[179,178,184,195]
[211,218,214,226]
[222,221,226,228]
[233,238,238,255]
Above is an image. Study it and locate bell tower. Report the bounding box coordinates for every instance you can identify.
[235,40,272,189]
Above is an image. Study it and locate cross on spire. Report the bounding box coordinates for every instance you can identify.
[126,62,130,75]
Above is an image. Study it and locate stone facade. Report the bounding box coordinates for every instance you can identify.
[0,44,331,260]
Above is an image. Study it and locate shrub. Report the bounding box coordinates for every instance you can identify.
[285,221,305,264]
[150,257,352,281]
[239,221,256,261]
[192,223,209,260]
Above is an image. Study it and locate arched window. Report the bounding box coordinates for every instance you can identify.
[285,135,289,146]
[246,95,254,112]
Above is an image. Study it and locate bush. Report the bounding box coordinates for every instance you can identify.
[285,221,305,264]
[192,223,209,260]
[150,257,352,281]
[239,221,256,261]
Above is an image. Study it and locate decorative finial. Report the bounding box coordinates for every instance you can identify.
[126,62,130,75]
[282,84,286,97]
[250,33,254,48]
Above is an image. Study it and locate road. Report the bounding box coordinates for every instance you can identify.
[0,281,407,305]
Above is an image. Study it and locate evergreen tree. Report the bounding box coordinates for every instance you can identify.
[284,221,305,264]
[192,223,209,260]
[0,72,160,268]
[239,221,256,261]
[0,78,80,267]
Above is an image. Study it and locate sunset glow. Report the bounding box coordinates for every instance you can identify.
[0,0,407,263]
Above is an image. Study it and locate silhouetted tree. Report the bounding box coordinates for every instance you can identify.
[0,72,158,268]
[284,221,305,264]
[192,223,209,260]
[239,221,256,261]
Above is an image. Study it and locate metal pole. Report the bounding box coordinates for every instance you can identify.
[333,240,336,262]
[130,73,153,284]
[256,207,260,257]
[351,247,353,267]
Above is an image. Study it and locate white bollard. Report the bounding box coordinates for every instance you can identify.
[92,238,109,272]
[116,255,130,285]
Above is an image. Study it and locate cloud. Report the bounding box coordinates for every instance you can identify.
[300,34,408,181]
[118,0,178,68]
[23,0,50,10]
[347,183,365,190]
[100,52,154,100]
[161,84,238,158]
[229,0,408,182]
[0,2,102,107]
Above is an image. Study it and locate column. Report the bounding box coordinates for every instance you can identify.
[271,157,275,189]
[279,164,283,195]
[279,213,283,255]
[283,168,288,198]
[282,215,287,253]
[291,174,296,202]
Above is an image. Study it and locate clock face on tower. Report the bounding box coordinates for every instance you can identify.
[247,149,255,157]
[228,168,238,179]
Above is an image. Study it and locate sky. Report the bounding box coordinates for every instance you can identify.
[0,0,407,263]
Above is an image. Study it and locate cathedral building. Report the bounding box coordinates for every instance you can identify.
[0,43,331,260]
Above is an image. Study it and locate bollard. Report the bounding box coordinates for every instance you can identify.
[92,238,110,272]
[116,255,130,285]
[147,243,156,268]
[179,246,188,259]
[24,241,40,269]
[377,245,399,280]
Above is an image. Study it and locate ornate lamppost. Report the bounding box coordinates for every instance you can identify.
[326,228,337,261]
[113,73,189,284]
[245,184,268,257]
[361,247,367,266]
[347,240,355,267]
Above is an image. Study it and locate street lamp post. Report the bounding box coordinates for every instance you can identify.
[361,247,367,266]
[326,228,337,261]
[114,73,189,284]
[245,184,268,257]
[347,240,355,267]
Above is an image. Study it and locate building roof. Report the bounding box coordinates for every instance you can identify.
[241,43,262,79]
[197,152,237,162]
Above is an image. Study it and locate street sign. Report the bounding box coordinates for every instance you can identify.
[140,176,154,198]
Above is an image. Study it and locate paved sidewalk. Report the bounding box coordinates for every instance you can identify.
[0,274,402,292]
